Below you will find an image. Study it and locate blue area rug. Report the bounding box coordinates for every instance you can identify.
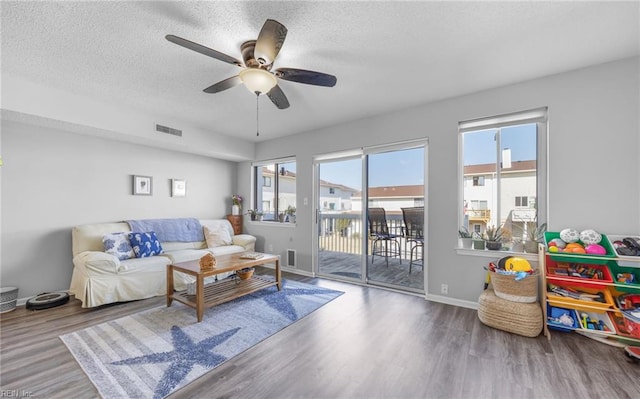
[60,280,343,399]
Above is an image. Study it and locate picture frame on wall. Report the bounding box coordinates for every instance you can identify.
[171,179,187,197]
[133,175,153,196]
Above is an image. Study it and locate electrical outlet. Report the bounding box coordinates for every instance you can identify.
[441,284,448,295]
[268,244,273,252]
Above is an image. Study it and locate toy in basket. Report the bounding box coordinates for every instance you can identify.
[485,256,539,303]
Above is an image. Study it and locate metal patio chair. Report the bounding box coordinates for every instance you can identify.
[401,207,424,273]
[368,207,402,267]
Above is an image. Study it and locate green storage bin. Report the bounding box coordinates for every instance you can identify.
[544,232,616,264]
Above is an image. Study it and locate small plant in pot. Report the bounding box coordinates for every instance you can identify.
[247,209,263,221]
[458,226,473,249]
[525,222,547,253]
[472,231,486,250]
[484,224,504,250]
[285,205,296,223]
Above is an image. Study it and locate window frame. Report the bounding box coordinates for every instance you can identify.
[458,107,548,254]
[252,156,296,223]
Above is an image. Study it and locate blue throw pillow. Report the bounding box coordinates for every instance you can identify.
[103,232,135,260]
[128,231,164,258]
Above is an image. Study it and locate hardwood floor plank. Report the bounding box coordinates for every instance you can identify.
[1,274,639,399]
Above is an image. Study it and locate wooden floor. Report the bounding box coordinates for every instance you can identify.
[1,272,639,398]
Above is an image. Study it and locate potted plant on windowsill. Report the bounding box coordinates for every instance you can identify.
[458,226,473,249]
[485,224,504,251]
[285,205,296,223]
[247,209,264,222]
[524,222,547,253]
[472,231,486,250]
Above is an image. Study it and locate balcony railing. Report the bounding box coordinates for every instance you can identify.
[318,213,416,258]
[467,209,491,221]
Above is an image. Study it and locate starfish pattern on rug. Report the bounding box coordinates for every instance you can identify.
[236,282,336,321]
[112,325,240,399]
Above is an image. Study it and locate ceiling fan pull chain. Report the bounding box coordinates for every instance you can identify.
[256,93,260,136]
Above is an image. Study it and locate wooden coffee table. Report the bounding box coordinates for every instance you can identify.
[166,252,281,322]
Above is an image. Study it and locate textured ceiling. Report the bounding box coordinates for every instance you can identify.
[2,1,639,142]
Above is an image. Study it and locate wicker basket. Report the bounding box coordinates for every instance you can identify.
[489,270,539,303]
[236,267,254,280]
[478,289,543,337]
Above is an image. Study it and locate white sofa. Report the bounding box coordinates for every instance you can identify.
[69,219,255,308]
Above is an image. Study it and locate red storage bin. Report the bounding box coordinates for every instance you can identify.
[545,257,613,289]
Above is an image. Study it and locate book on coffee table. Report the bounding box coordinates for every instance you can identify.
[240,252,264,260]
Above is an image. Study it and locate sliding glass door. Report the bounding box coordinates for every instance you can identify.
[315,156,363,281]
[314,141,427,294]
[365,145,425,292]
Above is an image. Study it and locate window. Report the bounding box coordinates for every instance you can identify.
[515,196,529,207]
[253,158,296,221]
[329,187,335,194]
[473,176,485,186]
[459,108,547,248]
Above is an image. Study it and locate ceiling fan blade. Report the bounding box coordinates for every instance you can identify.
[166,35,242,67]
[275,68,337,87]
[254,19,288,66]
[267,85,290,109]
[203,75,242,93]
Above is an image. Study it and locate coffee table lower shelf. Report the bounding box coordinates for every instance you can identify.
[172,276,277,316]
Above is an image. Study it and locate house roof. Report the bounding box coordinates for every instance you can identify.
[353,185,424,199]
[464,160,536,175]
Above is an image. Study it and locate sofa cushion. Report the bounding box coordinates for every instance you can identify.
[128,232,164,258]
[201,219,235,241]
[72,222,131,257]
[102,232,135,260]
[118,256,171,274]
[203,225,232,248]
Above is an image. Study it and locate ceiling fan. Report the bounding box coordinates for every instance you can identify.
[166,19,337,110]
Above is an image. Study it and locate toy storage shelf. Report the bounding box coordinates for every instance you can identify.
[540,244,640,345]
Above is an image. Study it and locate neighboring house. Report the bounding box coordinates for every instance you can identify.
[464,160,537,237]
[352,185,425,214]
[318,179,359,212]
[257,166,297,219]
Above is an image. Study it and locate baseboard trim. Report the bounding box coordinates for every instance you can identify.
[426,293,478,310]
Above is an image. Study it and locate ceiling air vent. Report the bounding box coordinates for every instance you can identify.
[155,123,182,137]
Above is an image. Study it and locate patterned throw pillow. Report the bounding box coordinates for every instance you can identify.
[203,225,232,248]
[128,231,164,258]
[103,232,135,260]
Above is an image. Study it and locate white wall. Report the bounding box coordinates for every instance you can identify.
[2,74,255,162]
[1,119,237,299]
[2,57,637,305]
[244,57,640,303]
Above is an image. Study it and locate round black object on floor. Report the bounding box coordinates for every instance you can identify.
[26,292,70,310]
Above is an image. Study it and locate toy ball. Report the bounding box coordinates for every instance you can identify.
[549,238,567,249]
[499,256,532,272]
[585,244,607,255]
[559,228,580,243]
[580,229,602,245]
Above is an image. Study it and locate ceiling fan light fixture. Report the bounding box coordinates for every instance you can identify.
[239,68,277,95]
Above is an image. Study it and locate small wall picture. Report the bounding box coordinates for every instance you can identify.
[133,175,152,196]
[171,179,186,197]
